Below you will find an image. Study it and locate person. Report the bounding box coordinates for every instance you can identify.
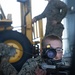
[0,43,18,75]
[0,34,63,75]
[18,34,63,75]
[32,0,68,38]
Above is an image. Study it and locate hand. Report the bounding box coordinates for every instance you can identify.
[32,17,36,24]
[35,66,46,75]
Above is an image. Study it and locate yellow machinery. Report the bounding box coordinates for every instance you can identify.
[0,0,44,71]
[20,0,44,45]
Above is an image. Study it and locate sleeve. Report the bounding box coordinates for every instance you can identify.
[1,61,18,75]
[56,1,68,22]
[18,58,38,75]
[34,2,50,21]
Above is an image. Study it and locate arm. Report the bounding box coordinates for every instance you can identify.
[56,1,68,22]
[18,60,46,75]
[1,56,18,75]
[18,58,38,75]
[18,56,46,75]
[32,2,49,23]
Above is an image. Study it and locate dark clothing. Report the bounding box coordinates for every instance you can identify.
[46,23,64,38]
[34,0,68,37]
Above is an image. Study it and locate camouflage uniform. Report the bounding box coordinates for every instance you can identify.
[18,56,44,75]
[0,43,44,75]
[1,55,43,75]
[1,61,18,75]
[0,43,18,75]
[0,43,43,75]
[0,43,68,75]
[33,0,68,37]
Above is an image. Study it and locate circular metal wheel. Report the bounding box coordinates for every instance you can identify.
[0,30,33,72]
[4,40,23,63]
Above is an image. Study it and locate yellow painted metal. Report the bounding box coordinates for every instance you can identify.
[20,3,27,35]
[38,20,43,38]
[0,19,12,22]
[26,13,33,44]
[20,0,44,49]
[20,0,33,44]
[0,26,13,31]
[0,19,13,31]
[38,20,44,48]
[31,19,44,51]
[4,40,23,63]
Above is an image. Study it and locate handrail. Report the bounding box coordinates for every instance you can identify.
[32,19,44,49]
